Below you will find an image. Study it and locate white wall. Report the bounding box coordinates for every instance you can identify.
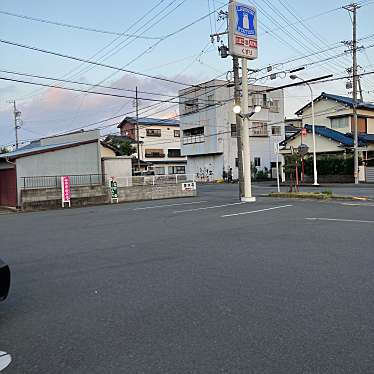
[138,124,185,163]
[16,142,100,199]
[186,154,223,181]
[102,157,132,184]
[179,80,285,180]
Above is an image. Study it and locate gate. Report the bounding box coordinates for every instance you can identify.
[366,167,374,183]
[0,168,17,206]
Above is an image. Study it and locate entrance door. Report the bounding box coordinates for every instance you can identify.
[0,168,17,207]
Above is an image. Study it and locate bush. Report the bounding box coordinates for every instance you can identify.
[303,154,354,176]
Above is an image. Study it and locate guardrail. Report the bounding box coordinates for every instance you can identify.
[21,174,104,189]
[111,174,195,187]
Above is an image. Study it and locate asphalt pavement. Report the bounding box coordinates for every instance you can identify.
[1,184,374,373]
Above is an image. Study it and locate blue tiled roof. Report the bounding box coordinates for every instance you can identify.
[123,117,180,126]
[358,133,374,143]
[304,124,369,147]
[296,92,374,115]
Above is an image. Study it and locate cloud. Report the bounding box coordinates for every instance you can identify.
[0,72,198,147]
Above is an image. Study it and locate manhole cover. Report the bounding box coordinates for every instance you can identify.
[0,352,11,371]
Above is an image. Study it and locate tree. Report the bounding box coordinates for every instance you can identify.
[104,136,136,156]
[284,154,301,192]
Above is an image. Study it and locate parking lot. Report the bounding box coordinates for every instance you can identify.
[1,183,374,373]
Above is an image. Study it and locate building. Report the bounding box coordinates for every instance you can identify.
[280,92,374,182]
[117,117,187,175]
[0,130,132,207]
[178,79,285,181]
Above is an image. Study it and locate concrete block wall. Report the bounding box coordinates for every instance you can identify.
[21,185,109,210]
[117,184,196,203]
[20,184,196,210]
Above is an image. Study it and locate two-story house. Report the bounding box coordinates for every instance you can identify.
[117,117,186,175]
[178,79,285,181]
[280,92,374,182]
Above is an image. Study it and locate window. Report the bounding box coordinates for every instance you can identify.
[269,99,280,113]
[231,124,237,137]
[174,130,180,137]
[254,157,261,167]
[271,126,281,135]
[207,94,214,106]
[331,117,349,129]
[251,92,268,108]
[168,149,181,157]
[168,166,185,174]
[250,122,268,136]
[154,167,165,175]
[184,98,199,114]
[146,129,161,137]
[145,149,165,158]
[183,126,205,144]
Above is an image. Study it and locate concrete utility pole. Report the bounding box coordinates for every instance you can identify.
[135,86,141,172]
[9,100,21,149]
[240,58,255,202]
[344,3,360,184]
[233,55,244,198]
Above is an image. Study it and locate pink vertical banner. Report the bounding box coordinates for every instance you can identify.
[61,176,71,207]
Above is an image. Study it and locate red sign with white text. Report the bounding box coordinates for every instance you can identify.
[61,176,71,206]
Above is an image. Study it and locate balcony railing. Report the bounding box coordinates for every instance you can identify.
[182,134,205,145]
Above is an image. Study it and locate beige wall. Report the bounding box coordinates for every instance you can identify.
[367,118,374,134]
[301,98,374,134]
[281,132,343,154]
[100,145,116,158]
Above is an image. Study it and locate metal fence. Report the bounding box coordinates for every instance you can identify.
[21,174,104,190]
[111,174,195,187]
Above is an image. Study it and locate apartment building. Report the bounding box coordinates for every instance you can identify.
[117,117,186,175]
[178,79,285,181]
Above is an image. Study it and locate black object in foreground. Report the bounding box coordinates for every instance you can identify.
[0,258,10,301]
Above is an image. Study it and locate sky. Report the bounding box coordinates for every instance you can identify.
[1,0,374,148]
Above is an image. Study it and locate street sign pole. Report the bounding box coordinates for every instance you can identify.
[228,1,258,202]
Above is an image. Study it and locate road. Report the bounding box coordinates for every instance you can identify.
[1,184,374,373]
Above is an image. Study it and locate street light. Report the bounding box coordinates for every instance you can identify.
[290,74,319,186]
[232,104,262,119]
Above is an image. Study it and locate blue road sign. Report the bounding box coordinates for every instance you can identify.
[235,5,256,37]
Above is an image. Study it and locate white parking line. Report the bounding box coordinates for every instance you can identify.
[174,202,246,213]
[133,201,208,210]
[306,217,374,224]
[0,351,12,371]
[341,202,374,207]
[221,204,293,218]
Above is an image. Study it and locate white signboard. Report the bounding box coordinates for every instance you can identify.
[228,1,258,59]
[182,182,196,192]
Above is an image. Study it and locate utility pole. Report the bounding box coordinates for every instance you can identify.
[233,55,244,198]
[344,3,360,184]
[9,100,21,149]
[135,86,141,172]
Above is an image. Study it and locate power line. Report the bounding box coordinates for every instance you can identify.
[0,38,193,87]
[0,9,163,39]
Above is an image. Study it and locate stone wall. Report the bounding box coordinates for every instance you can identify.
[21,183,197,210]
